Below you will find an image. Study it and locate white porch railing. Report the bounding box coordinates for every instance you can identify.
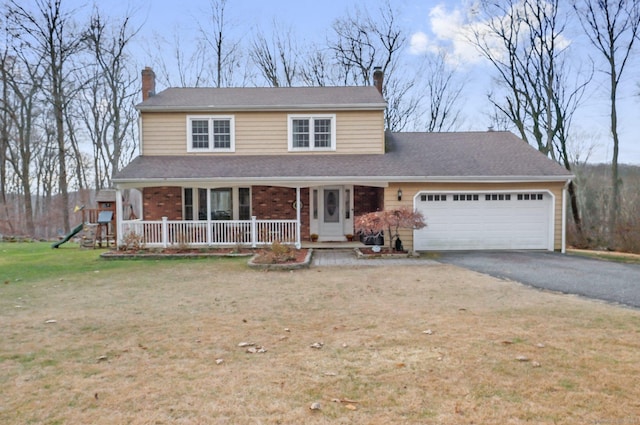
[119,216,299,249]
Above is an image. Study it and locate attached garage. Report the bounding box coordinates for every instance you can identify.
[413,191,554,251]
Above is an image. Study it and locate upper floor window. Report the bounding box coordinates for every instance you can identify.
[288,114,336,151]
[187,115,235,152]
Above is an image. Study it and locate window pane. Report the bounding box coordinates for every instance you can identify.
[292,119,309,148]
[345,189,350,219]
[211,188,232,220]
[313,189,318,219]
[314,119,331,148]
[191,120,209,149]
[198,188,207,220]
[239,188,251,220]
[184,188,193,221]
[213,119,231,149]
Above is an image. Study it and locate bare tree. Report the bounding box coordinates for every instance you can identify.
[8,0,85,233]
[329,0,419,131]
[250,23,299,87]
[421,52,465,132]
[147,28,208,88]
[470,0,590,239]
[197,0,242,87]
[83,8,140,188]
[0,41,12,234]
[573,0,640,242]
[300,48,333,87]
[0,45,46,235]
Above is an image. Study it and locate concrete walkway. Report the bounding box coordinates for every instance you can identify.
[311,249,439,267]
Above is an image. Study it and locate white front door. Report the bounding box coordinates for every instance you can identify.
[320,188,342,240]
[313,186,353,241]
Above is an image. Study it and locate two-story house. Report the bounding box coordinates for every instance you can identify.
[112,67,573,252]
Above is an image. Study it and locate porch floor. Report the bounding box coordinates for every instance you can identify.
[301,241,365,249]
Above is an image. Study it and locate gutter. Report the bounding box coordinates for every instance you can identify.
[136,103,388,113]
[112,175,574,186]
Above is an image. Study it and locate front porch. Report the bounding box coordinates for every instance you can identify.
[118,217,368,250]
[114,183,385,250]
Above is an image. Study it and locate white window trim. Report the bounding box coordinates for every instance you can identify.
[183,187,251,221]
[187,115,235,153]
[288,114,336,152]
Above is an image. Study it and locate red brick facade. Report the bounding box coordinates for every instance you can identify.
[252,186,310,240]
[143,186,183,220]
[354,186,384,217]
[142,185,381,241]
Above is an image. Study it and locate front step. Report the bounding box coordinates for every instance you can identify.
[301,241,365,249]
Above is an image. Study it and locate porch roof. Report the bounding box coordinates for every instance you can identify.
[113,131,572,187]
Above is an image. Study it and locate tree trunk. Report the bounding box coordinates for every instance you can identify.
[608,71,620,246]
[567,181,583,244]
[54,86,70,234]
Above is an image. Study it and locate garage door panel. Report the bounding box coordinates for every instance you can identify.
[414,192,551,251]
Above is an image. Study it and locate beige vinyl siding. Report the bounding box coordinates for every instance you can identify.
[141,110,385,156]
[384,182,566,252]
[140,113,186,155]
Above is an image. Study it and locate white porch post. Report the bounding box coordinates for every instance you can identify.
[251,216,257,248]
[161,216,169,248]
[296,186,301,249]
[115,188,123,249]
[206,217,213,246]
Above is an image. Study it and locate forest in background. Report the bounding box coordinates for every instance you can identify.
[1,0,639,252]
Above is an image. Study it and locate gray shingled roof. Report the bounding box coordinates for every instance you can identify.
[113,131,572,185]
[137,86,387,111]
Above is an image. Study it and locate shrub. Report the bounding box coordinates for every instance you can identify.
[255,241,297,264]
[355,207,426,251]
[120,231,145,251]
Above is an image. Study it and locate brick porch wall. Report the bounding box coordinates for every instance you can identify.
[143,187,183,220]
[252,186,310,240]
[141,186,309,222]
[354,186,384,217]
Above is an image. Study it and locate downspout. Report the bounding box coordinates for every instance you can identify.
[562,180,570,254]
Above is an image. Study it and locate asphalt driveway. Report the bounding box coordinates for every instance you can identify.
[437,251,640,309]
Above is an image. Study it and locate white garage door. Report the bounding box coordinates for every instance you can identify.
[414,192,553,251]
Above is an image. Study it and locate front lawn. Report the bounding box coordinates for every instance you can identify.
[1,242,639,424]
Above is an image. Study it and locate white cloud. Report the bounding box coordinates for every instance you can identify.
[428,4,486,66]
[409,31,432,55]
[429,4,464,42]
[408,3,494,66]
[410,1,575,68]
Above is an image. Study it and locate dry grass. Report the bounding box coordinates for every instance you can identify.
[1,258,640,424]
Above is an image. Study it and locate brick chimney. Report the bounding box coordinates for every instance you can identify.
[373,66,383,96]
[141,67,156,102]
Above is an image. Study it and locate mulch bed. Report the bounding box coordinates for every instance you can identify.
[100,247,255,259]
[251,248,309,264]
[101,248,313,270]
[248,249,312,270]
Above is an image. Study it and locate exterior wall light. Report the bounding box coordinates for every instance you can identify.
[397,188,403,201]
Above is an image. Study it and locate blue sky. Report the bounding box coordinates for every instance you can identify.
[78,0,640,164]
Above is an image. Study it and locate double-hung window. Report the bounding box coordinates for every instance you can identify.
[288,114,336,151]
[187,115,235,152]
